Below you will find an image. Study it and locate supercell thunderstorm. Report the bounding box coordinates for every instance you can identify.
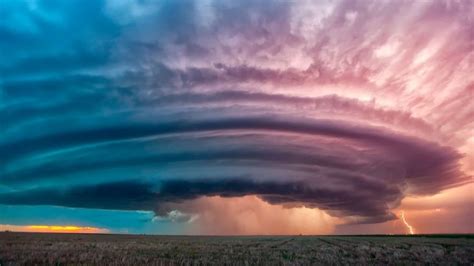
[0,0,472,228]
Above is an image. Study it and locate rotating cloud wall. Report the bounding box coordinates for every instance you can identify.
[0,0,472,233]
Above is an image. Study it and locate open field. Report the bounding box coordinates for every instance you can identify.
[1,232,473,265]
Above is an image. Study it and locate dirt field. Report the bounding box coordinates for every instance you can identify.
[1,232,473,265]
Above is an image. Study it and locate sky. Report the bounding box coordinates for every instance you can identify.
[0,0,473,235]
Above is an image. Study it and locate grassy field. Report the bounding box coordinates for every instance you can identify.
[1,232,473,265]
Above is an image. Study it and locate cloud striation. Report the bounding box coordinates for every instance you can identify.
[0,0,472,228]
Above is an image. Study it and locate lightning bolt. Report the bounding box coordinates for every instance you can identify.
[400,211,415,235]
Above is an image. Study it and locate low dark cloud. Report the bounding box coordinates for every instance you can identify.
[0,114,468,223]
[0,178,398,223]
[0,181,156,210]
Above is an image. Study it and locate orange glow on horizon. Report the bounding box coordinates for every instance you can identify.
[0,224,109,234]
[28,225,102,232]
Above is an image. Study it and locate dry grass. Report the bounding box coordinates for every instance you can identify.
[1,232,473,265]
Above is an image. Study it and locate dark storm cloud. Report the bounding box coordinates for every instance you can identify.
[0,181,156,210]
[0,0,471,226]
[0,178,398,223]
[0,115,460,167]
[0,114,468,222]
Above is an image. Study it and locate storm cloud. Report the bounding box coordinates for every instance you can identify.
[0,0,472,229]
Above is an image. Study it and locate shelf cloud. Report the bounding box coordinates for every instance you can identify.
[0,0,472,233]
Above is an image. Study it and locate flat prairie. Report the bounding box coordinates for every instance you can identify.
[1,232,473,265]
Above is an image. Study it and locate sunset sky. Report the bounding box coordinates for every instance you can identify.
[0,0,472,235]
